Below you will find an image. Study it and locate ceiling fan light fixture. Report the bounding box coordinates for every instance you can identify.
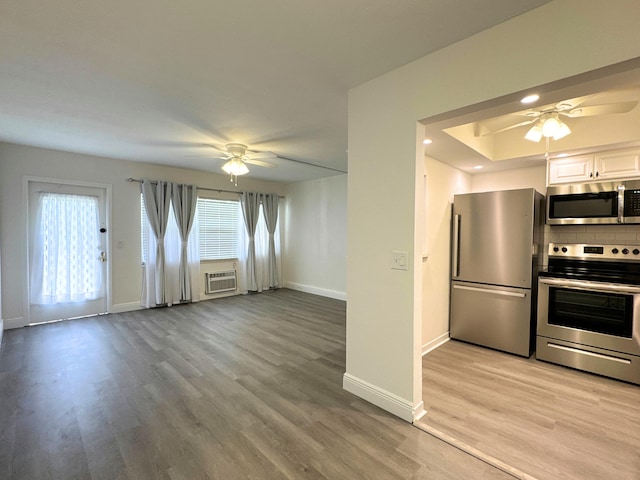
[541,115,561,137]
[524,123,543,142]
[524,114,571,142]
[552,121,571,140]
[222,158,249,176]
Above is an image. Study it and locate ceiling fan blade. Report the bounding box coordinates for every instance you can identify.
[244,158,277,168]
[184,154,230,160]
[481,118,537,136]
[563,101,638,117]
[202,143,229,153]
[247,151,277,160]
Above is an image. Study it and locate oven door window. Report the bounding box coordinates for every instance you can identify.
[548,287,633,338]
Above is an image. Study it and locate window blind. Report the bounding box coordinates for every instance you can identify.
[197,198,240,260]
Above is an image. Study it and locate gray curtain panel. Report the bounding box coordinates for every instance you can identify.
[261,193,279,289]
[171,183,198,301]
[141,179,172,305]
[240,192,260,292]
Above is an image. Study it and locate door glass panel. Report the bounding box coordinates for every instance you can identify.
[31,193,103,304]
[548,287,632,337]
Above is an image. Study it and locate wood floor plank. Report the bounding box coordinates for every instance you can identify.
[421,339,640,480]
[2,289,525,479]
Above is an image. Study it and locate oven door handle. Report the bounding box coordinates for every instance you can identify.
[539,277,640,294]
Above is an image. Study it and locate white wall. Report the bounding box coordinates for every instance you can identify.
[0,142,285,328]
[422,157,470,353]
[346,0,640,422]
[283,175,347,300]
[471,165,546,195]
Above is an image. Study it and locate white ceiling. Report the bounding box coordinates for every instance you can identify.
[0,0,551,183]
[423,62,640,174]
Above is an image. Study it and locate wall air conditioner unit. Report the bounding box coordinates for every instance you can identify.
[205,270,237,294]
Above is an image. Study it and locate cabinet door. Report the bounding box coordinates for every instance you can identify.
[595,149,640,180]
[547,155,594,185]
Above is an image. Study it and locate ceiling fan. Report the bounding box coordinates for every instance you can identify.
[482,97,639,142]
[195,143,277,184]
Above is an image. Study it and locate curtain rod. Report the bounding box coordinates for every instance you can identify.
[126,177,284,198]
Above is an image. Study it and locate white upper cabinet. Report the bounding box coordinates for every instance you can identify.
[547,149,640,185]
[547,155,594,184]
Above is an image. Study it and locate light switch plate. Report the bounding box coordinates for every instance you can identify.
[391,251,409,270]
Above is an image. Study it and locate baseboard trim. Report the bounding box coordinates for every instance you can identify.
[422,333,450,356]
[111,302,144,314]
[343,372,419,423]
[284,281,346,301]
[5,317,26,329]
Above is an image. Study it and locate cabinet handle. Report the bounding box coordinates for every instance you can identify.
[596,171,599,177]
[589,172,593,178]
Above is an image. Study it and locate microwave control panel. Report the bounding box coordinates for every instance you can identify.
[624,188,640,216]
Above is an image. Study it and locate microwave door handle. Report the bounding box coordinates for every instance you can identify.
[452,214,460,278]
[618,184,625,223]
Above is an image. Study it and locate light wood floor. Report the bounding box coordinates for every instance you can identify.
[420,340,640,480]
[0,289,513,480]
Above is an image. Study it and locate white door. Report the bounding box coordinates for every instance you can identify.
[28,181,108,324]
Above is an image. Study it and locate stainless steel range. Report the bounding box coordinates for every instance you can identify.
[537,243,640,385]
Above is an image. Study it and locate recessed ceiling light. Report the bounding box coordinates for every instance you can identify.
[473,165,484,170]
[423,138,433,145]
[521,94,539,104]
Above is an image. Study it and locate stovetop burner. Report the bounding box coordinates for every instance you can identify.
[540,243,640,285]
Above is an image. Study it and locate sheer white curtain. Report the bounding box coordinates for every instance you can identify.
[171,183,199,302]
[261,193,279,289]
[238,199,281,294]
[240,192,261,292]
[141,180,171,307]
[141,180,200,307]
[30,193,102,304]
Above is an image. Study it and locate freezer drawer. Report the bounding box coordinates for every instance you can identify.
[450,281,534,357]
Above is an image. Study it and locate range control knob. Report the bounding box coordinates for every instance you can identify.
[634,249,640,255]
[622,248,630,255]
[612,248,619,254]
[561,247,568,253]
[553,246,559,252]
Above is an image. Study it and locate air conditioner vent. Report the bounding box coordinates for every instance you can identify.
[205,270,237,294]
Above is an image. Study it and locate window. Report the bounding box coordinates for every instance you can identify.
[197,198,240,260]
[141,196,240,262]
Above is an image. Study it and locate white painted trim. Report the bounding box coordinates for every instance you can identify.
[413,401,427,422]
[111,302,144,314]
[422,332,450,356]
[5,317,26,330]
[343,372,416,422]
[284,281,346,301]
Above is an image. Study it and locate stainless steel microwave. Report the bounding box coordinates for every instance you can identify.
[546,180,640,225]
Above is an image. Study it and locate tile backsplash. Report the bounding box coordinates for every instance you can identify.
[545,224,640,246]
[541,224,640,266]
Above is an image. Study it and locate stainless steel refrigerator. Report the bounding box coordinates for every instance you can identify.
[450,188,544,357]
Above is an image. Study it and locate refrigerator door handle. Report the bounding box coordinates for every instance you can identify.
[453,284,527,298]
[452,214,460,278]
